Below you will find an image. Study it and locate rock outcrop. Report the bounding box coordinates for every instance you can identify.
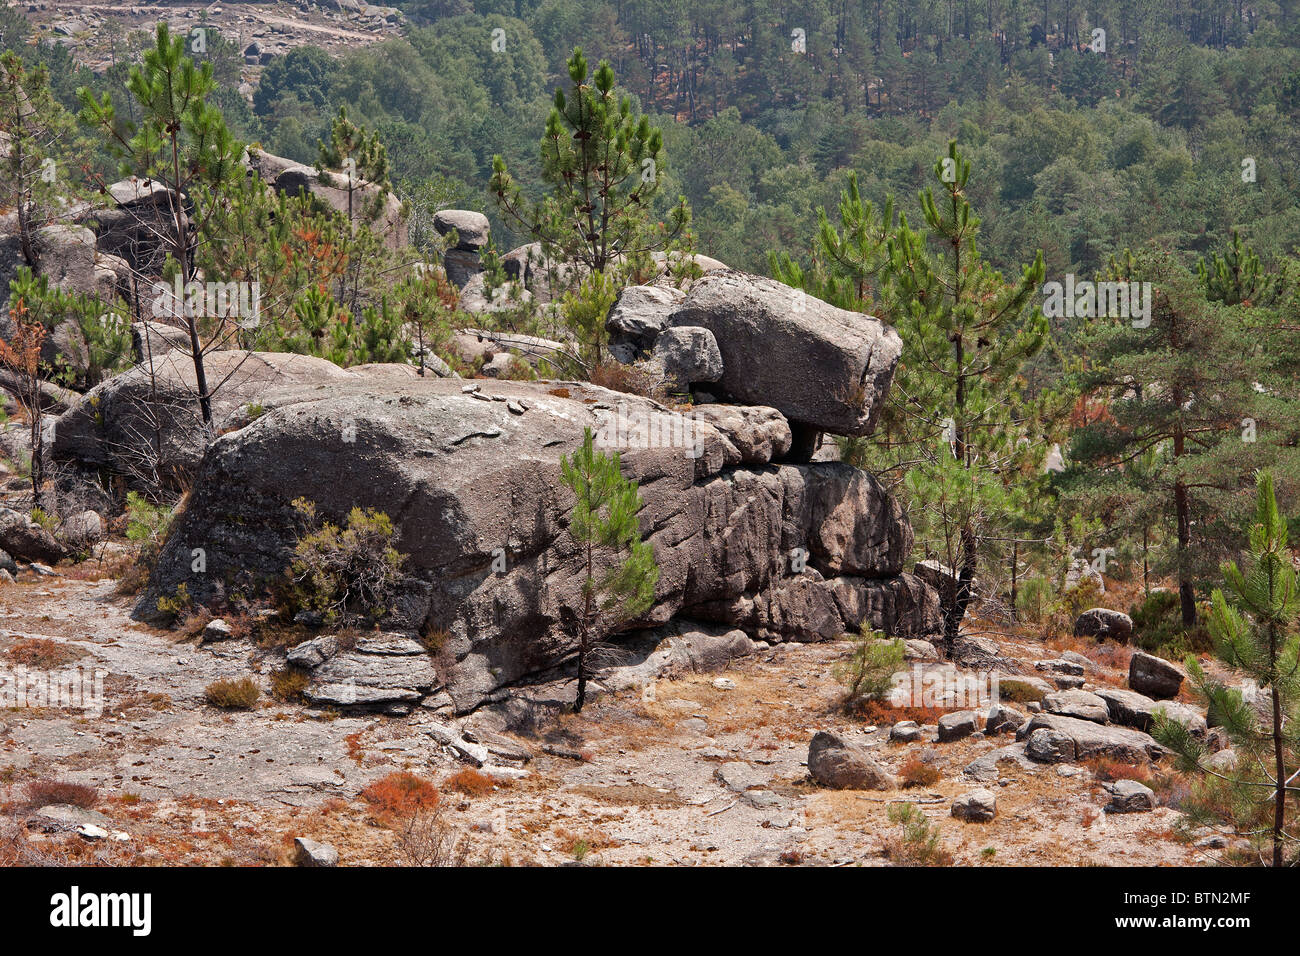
[132,373,938,711]
[607,272,902,448]
[247,148,408,251]
[433,210,490,288]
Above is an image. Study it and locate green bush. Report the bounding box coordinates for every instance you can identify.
[286,498,406,624]
[1128,590,1211,657]
[834,625,905,712]
[1014,575,1056,625]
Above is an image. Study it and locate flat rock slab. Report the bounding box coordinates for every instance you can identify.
[1020,714,1164,764]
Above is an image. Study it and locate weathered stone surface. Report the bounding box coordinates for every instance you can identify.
[1020,713,1164,764]
[1074,607,1133,641]
[890,720,922,742]
[937,711,979,742]
[130,321,192,363]
[963,743,1036,781]
[670,271,901,438]
[0,508,69,564]
[293,836,339,866]
[951,788,997,822]
[1042,688,1110,724]
[134,376,938,710]
[1035,658,1085,677]
[1096,687,1206,737]
[715,761,770,792]
[77,183,187,274]
[297,631,440,708]
[201,618,235,643]
[1104,779,1155,813]
[267,160,408,251]
[432,210,490,249]
[649,325,723,391]
[57,510,106,548]
[607,285,688,360]
[808,730,895,790]
[26,804,112,834]
[1129,651,1185,699]
[985,703,1027,735]
[687,405,791,466]
[51,351,354,492]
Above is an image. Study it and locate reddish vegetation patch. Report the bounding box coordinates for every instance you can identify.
[899,755,942,789]
[445,768,495,797]
[361,772,441,818]
[3,638,83,668]
[20,779,99,810]
[855,700,947,725]
[1083,755,1154,784]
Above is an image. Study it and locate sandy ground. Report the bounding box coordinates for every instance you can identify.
[0,563,1208,867]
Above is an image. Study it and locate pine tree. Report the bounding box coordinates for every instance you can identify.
[77,22,242,430]
[490,48,691,285]
[1066,249,1280,627]
[559,427,659,713]
[885,141,1058,652]
[0,52,85,269]
[1154,471,1299,867]
[1198,230,1285,307]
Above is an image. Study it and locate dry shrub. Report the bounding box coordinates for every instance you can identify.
[4,638,83,669]
[1083,755,1153,784]
[588,361,657,397]
[997,679,1046,704]
[269,667,310,703]
[22,779,98,810]
[203,677,261,710]
[177,607,215,641]
[445,768,494,797]
[882,802,953,866]
[855,700,946,725]
[362,771,440,818]
[394,804,470,866]
[899,755,942,789]
[547,387,571,398]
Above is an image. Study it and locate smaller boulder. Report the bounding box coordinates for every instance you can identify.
[1042,688,1109,724]
[1074,608,1133,641]
[292,836,339,867]
[808,731,896,790]
[937,710,979,742]
[0,509,69,564]
[1129,651,1185,699]
[951,788,997,822]
[985,703,1026,735]
[890,720,922,742]
[1103,779,1155,813]
[1025,728,1076,764]
[201,618,235,643]
[58,510,106,547]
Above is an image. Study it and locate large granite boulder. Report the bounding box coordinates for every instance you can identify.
[51,350,354,491]
[608,272,902,444]
[76,178,187,275]
[1074,607,1133,641]
[138,376,939,710]
[807,731,896,790]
